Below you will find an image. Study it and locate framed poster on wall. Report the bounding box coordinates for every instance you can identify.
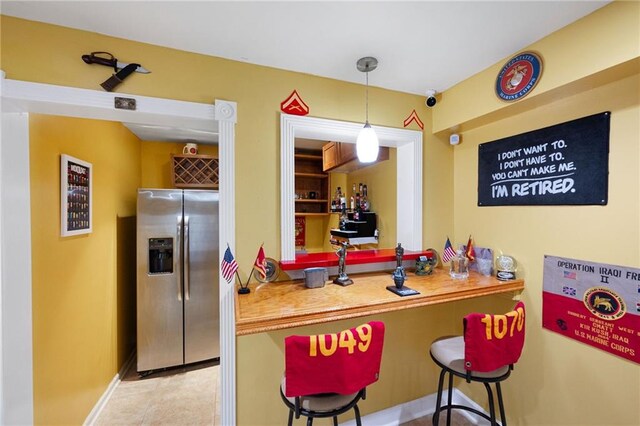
[61,154,92,236]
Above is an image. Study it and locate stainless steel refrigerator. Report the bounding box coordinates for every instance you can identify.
[136,189,219,373]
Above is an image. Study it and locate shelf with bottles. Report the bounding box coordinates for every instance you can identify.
[329,182,372,214]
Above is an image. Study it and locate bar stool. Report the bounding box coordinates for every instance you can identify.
[280,321,385,426]
[429,302,525,426]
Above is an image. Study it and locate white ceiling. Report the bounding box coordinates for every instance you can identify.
[2,1,610,96]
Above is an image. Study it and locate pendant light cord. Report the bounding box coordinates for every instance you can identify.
[365,68,369,123]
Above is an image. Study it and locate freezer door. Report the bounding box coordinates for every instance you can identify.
[137,189,184,372]
[183,190,220,363]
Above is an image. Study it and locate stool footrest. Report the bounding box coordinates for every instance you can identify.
[434,404,498,425]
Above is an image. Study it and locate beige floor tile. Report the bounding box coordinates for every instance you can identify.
[95,360,219,426]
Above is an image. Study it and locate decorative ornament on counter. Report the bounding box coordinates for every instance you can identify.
[450,248,469,280]
[333,242,354,286]
[280,90,310,116]
[415,253,437,276]
[386,266,420,297]
[403,109,424,130]
[394,243,407,279]
[496,255,517,281]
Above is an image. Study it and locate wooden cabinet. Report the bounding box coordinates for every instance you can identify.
[322,142,389,172]
[171,154,219,188]
[295,150,329,216]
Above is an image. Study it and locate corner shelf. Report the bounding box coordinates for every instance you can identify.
[171,154,219,189]
[295,150,328,214]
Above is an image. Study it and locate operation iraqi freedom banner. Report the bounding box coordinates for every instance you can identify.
[477,112,610,206]
[542,255,640,364]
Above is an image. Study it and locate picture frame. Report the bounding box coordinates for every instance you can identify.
[61,154,92,236]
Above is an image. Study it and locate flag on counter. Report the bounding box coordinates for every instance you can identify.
[465,235,475,261]
[253,245,267,279]
[221,246,238,283]
[442,237,456,263]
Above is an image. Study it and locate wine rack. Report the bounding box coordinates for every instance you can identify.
[171,154,219,189]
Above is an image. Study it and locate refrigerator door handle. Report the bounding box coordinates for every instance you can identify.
[176,215,183,301]
[184,215,190,300]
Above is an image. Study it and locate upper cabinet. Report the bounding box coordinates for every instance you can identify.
[322,142,389,173]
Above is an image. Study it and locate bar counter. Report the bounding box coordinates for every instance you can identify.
[235,268,524,335]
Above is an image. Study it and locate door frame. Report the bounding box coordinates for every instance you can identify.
[0,72,238,424]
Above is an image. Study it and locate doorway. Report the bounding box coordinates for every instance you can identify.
[0,76,237,425]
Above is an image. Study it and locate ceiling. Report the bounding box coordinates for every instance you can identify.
[2,1,609,96]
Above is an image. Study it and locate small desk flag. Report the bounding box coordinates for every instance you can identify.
[221,246,238,283]
[253,245,267,279]
[442,237,456,263]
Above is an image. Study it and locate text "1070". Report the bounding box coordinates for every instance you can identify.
[480,306,525,340]
[309,323,373,357]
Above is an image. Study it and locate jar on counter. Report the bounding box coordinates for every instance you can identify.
[450,249,469,279]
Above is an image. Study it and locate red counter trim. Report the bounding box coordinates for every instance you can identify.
[280,248,434,271]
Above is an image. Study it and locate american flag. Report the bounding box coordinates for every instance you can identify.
[221,246,238,283]
[442,237,456,263]
[563,271,577,280]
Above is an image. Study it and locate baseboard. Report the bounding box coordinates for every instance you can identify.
[339,387,491,426]
[83,350,136,426]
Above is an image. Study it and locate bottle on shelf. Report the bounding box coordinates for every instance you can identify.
[332,187,342,212]
[361,184,368,211]
[350,194,355,211]
[450,248,469,279]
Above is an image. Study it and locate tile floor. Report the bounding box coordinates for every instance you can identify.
[401,411,477,426]
[95,360,478,425]
[95,360,220,425]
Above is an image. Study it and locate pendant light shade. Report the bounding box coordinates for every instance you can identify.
[356,122,379,163]
[356,57,379,163]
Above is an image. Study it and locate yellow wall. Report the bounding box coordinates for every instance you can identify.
[437,2,640,424]
[2,14,444,425]
[9,2,637,424]
[347,149,397,249]
[451,72,640,426]
[29,115,140,424]
[140,141,218,189]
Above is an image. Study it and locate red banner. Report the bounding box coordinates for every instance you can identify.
[294,216,305,247]
[542,255,639,364]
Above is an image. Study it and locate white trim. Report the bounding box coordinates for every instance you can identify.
[0,111,34,425]
[280,114,423,261]
[83,351,136,426]
[216,107,237,426]
[0,74,237,425]
[1,79,219,133]
[339,388,491,426]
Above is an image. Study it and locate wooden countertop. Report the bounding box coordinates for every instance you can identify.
[235,268,524,335]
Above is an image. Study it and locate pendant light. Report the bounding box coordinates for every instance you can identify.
[356,57,379,163]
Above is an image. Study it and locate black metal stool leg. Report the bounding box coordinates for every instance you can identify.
[306,416,314,426]
[483,382,497,426]
[332,415,338,426]
[496,382,507,426]
[446,371,454,426]
[287,409,294,426]
[433,368,447,426]
[354,404,362,426]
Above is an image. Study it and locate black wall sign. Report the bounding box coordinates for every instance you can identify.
[478,112,610,206]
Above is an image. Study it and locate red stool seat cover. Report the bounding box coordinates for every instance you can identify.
[463,301,525,372]
[284,321,385,397]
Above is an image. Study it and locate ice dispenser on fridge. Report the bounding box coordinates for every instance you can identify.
[148,238,173,274]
